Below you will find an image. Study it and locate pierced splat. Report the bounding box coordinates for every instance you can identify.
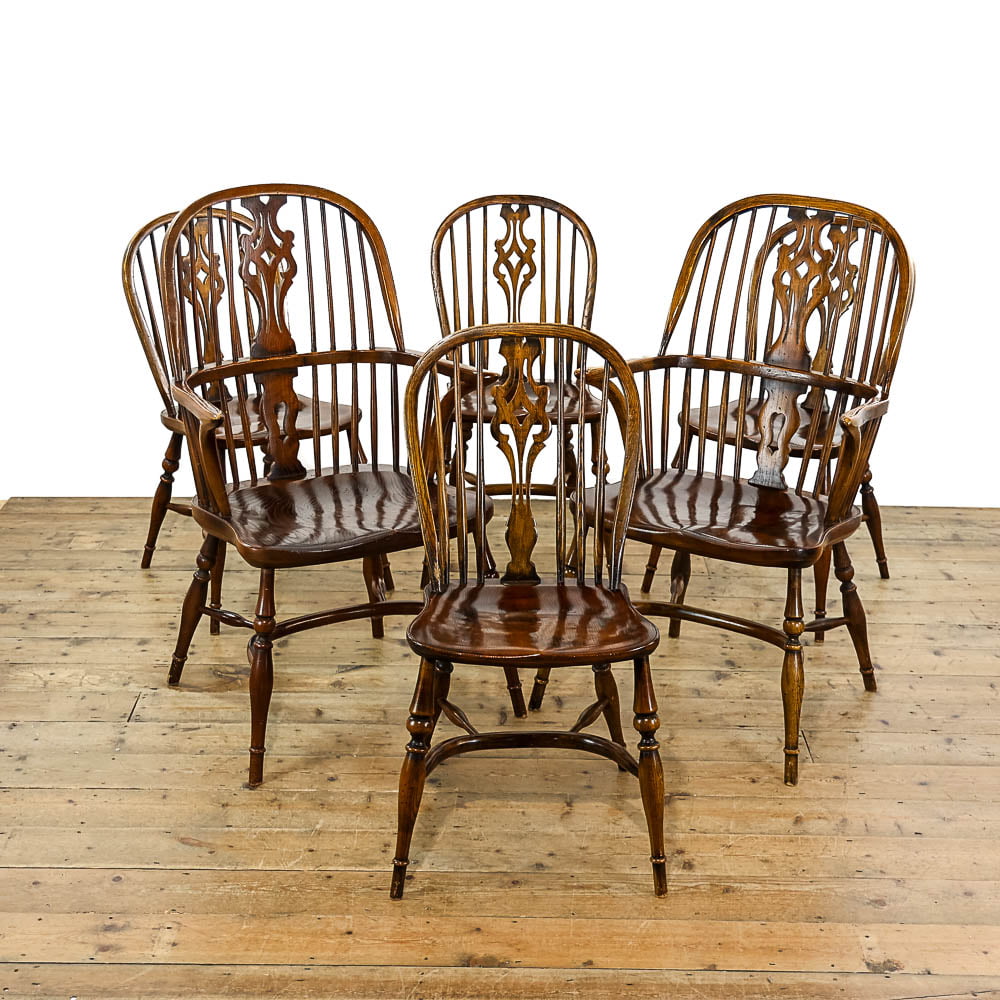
[750,209,851,489]
[493,204,537,322]
[489,334,551,582]
[238,195,305,480]
[179,219,226,362]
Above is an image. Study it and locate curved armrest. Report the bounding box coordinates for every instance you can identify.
[826,396,890,522]
[172,384,223,427]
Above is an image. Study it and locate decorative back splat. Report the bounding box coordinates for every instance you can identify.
[493,204,537,322]
[238,195,305,480]
[749,209,858,489]
[489,334,551,582]
[179,219,226,362]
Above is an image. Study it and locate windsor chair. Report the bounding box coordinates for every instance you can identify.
[161,184,491,787]
[391,322,665,898]
[588,195,914,785]
[123,211,382,633]
[432,195,599,712]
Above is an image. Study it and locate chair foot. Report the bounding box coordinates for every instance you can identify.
[783,747,799,786]
[168,534,218,686]
[141,432,183,569]
[389,859,409,899]
[651,857,668,897]
[861,468,890,579]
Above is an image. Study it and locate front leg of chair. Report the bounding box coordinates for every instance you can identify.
[209,542,227,636]
[168,534,219,686]
[362,555,387,639]
[667,550,691,639]
[833,542,878,693]
[633,656,667,896]
[861,468,890,579]
[593,662,627,769]
[391,657,440,899]
[247,568,276,788]
[141,431,183,569]
[781,568,805,786]
[641,545,663,593]
[812,547,831,645]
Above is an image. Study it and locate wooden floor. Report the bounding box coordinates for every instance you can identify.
[1,498,999,998]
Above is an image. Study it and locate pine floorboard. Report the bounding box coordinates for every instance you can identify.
[1,498,999,998]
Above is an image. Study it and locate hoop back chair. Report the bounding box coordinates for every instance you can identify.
[160,183,482,787]
[391,322,664,898]
[600,194,914,785]
[432,195,599,710]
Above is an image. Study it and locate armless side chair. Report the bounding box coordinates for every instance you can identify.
[390,322,665,898]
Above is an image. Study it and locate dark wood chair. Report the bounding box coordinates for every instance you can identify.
[639,195,899,621]
[390,322,666,899]
[160,183,490,787]
[589,195,914,785]
[431,195,599,711]
[123,210,370,634]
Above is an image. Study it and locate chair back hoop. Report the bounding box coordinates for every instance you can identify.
[405,322,641,594]
[648,194,913,511]
[431,196,597,375]
[159,185,409,513]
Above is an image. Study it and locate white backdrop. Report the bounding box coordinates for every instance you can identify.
[2,1,997,505]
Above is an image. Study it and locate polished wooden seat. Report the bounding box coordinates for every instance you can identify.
[598,471,861,566]
[588,196,914,786]
[196,466,491,568]
[160,184,460,787]
[391,322,666,900]
[408,581,658,668]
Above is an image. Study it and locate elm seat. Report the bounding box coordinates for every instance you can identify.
[595,471,861,568]
[192,467,493,569]
[408,581,659,668]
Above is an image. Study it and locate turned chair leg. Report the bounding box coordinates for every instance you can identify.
[528,667,550,712]
[381,554,395,592]
[861,467,890,580]
[141,431,183,569]
[168,534,219,686]
[633,656,667,896]
[641,545,663,593]
[391,658,444,898]
[208,542,227,636]
[781,568,805,786]
[812,547,831,645]
[504,667,527,718]
[667,550,691,639]
[247,568,276,788]
[833,542,878,693]
[362,555,387,639]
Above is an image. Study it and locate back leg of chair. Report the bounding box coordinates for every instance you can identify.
[812,547,831,645]
[390,657,443,898]
[833,542,878,693]
[504,667,527,718]
[169,534,219,685]
[667,550,691,639]
[362,555,387,639]
[780,568,805,786]
[861,467,890,579]
[381,554,395,592]
[208,542,227,636]
[593,662,627,770]
[141,431,183,569]
[641,545,663,593]
[248,568,276,788]
[528,668,550,712]
[633,655,667,896]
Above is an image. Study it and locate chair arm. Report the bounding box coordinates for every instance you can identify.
[825,396,890,522]
[172,384,230,517]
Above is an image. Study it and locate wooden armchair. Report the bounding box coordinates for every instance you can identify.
[160,184,490,787]
[123,209,369,633]
[589,195,914,785]
[390,322,665,898]
[432,195,600,711]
